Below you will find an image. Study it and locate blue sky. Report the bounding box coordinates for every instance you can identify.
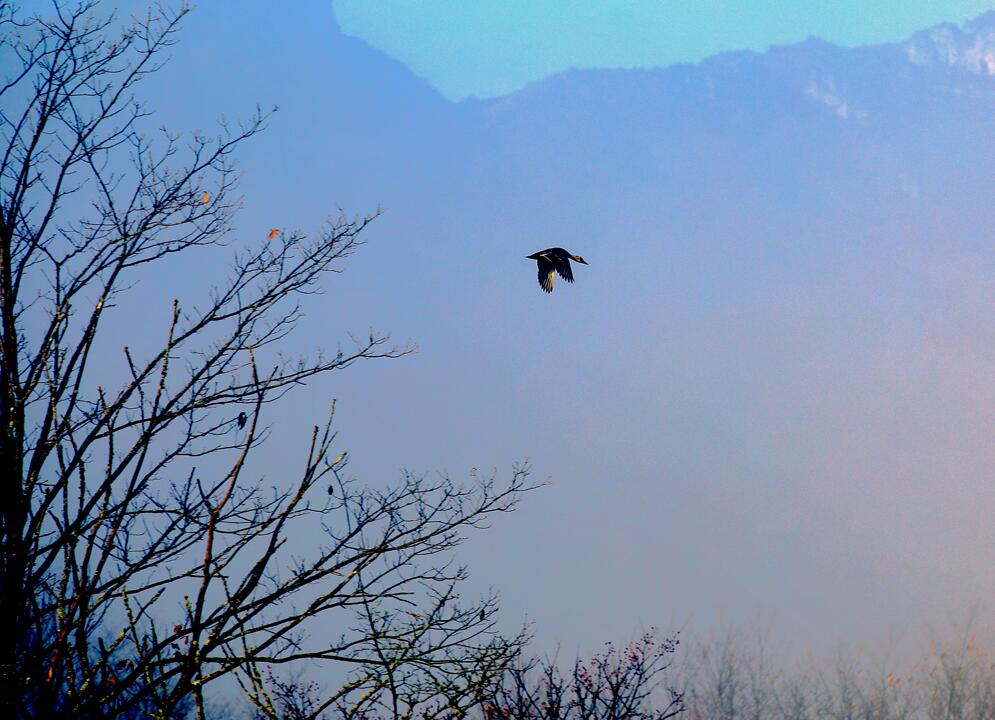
[334,0,995,98]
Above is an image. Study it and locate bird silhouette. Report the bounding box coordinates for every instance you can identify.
[236,411,247,429]
[526,248,588,293]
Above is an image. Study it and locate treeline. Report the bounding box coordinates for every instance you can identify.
[676,625,994,720]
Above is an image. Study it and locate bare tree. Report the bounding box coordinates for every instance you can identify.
[0,2,536,718]
[481,629,686,720]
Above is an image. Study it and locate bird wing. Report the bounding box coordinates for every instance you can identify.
[552,255,574,283]
[537,256,555,293]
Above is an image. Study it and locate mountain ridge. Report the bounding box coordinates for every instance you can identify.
[468,10,995,123]
[329,8,995,107]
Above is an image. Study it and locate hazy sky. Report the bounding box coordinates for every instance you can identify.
[333,0,995,98]
[100,0,995,662]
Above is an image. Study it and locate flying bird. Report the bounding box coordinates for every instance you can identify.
[526,248,588,293]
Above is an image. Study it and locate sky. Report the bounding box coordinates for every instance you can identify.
[87,0,995,664]
[333,0,995,98]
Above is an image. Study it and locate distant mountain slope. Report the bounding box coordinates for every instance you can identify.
[905,9,995,74]
[322,8,995,234]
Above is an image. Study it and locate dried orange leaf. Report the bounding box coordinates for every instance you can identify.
[268,228,279,240]
[202,191,209,204]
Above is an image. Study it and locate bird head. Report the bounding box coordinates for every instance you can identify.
[572,255,588,265]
